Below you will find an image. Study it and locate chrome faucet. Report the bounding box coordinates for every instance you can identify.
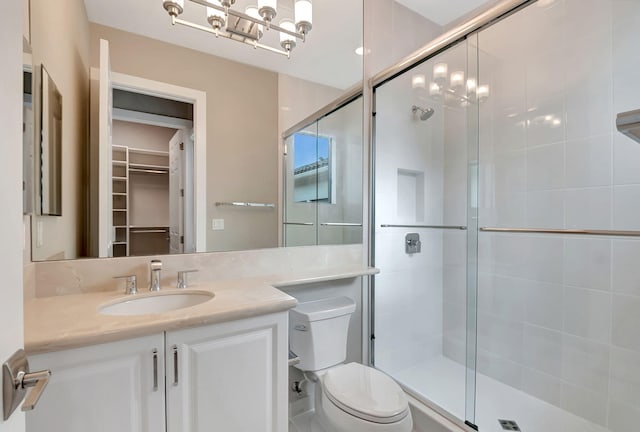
[149,259,162,291]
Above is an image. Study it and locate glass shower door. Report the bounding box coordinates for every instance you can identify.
[283,123,319,246]
[317,96,364,245]
[371,38,479,426]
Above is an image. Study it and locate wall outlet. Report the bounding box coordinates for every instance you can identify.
[211,219,225,231]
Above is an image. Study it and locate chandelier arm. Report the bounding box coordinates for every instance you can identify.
[187,0,304,40]
[442,87,475,104]
[173,17,290,57]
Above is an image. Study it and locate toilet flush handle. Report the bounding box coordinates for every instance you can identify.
[293,324,308,332]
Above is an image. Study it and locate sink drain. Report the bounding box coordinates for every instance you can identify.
[498,419,521,431]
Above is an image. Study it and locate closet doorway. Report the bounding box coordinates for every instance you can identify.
[110,90,195,257]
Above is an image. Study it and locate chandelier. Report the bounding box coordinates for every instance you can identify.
[412,62,490,107]
[162,0,312,58]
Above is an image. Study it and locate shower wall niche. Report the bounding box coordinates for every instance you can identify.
[397,169,425,223]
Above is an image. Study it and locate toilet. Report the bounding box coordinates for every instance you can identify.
[290,297,413,432]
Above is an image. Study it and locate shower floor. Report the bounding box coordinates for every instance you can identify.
[394,356,608,432]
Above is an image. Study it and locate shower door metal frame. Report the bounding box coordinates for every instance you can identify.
[367,0,536,430]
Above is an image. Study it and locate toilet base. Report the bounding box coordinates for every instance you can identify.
[289,409,327,432]
[318,387,413,432]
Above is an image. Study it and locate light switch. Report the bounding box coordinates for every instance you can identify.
[212,219,225,230]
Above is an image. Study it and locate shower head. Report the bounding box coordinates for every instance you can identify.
[412,105,435,121]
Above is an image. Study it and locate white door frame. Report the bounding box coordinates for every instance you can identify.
[108,71,207,253]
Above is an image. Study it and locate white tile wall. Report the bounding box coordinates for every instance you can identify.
[443,0,640,429]
[371,1,640,430]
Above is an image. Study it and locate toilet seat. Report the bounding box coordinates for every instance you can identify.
[322,363,409,424]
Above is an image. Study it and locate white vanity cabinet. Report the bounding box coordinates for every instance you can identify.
[26,312,288,432]
[166,312,288,432]
[26,334,166,432]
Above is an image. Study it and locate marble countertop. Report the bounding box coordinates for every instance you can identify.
[25,266,378,354]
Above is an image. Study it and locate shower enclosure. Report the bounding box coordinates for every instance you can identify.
[283,92,363,247]
[371,1,640,431]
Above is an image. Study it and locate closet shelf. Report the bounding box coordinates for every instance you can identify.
[128,147,170,156]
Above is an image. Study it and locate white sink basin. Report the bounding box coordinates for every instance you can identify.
[99,290,215,316]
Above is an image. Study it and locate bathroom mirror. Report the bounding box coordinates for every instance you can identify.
[27,0,363,261]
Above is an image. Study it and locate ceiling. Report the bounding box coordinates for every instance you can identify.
[84,0,363,90]
[395,0,494,26]
[84,0,495,89]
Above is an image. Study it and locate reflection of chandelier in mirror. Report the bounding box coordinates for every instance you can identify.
[162,0,312,58]
[412,62,490,107]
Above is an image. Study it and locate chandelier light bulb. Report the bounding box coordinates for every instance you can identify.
[466,78,477,93]
[450,71,465,88]
[207,7,226,30]
[412,74,426,89]
[245,5,264,39]
[433,63,448,81]
[163,0,184,17]
[429,82,441,95]
[279,19,297,51]
[295,0,312,35]
[477,84,490,100]
[258,0,277,22]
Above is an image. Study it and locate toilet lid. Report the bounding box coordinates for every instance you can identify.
[322,363,409,424]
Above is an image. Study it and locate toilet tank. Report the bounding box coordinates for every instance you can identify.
[289,297,356,371]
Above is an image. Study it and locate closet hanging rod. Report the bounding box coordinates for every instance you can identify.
[129,168,168,174]
[480,227,640,237]
[283,222,314,226]
[381,224,467,230]
[215,202,276,208]
[130,229,168,234]
[321,223,363,227]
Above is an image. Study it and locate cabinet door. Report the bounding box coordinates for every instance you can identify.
[26,334,165,432]
[166,313,288,432]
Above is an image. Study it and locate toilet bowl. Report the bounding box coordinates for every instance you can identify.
[314,363,412,432]
[289,297,412,432]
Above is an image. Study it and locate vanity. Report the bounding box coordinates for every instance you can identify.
[23,255,376,432]
[19,0,367,428]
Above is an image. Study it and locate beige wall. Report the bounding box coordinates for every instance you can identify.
[90,24,279,253]
[112,120,176,152]
[30,0,90,260]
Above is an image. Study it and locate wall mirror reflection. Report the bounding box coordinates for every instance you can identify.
[23,44,34,215]
[39,66,63,217]
[26,0,363,261]
[283,93,363,247]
